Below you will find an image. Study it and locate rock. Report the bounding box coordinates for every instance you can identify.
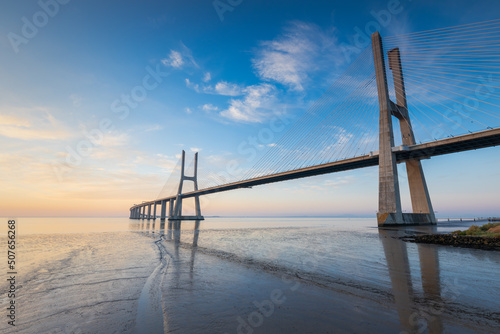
[402,233,500,251]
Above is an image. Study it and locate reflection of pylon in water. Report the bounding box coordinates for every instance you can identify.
[170,150,204,220]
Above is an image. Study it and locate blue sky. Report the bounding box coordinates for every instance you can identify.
[1,0,499,217]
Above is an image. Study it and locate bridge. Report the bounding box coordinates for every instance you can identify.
[130,21,500,226]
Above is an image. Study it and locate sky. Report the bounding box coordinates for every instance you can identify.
[1,0,499,218]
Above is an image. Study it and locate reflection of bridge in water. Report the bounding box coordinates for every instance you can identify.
[130,21,500,226]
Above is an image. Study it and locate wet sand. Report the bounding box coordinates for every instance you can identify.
[157,223,498,333]
[159,234,402,333]
[0,231,158,334]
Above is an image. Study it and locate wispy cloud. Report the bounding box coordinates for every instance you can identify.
[286,175,356,193]
[162,50,184,68]
[203,72,212,82]
[0,108,73,141]
[87,133,130,160]
[324,176,356,189]
[201,104,218,112]
[214,81,243,96]
[162,42,199,69]
[99,132,129,147]
[185,78,200,92]
[252,21,346,91]
[219,83,277,123]
[0,114,30,127]
[144,124,163,132]
[176,22,348,123]
[186,78,243,97]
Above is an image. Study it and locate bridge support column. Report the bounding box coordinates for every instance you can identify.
[153,202,157,220]
[373,31,403,226]
[372,32,435,226]
[141,206,145,219]
[388,48,435,223]
[169,150,204,220]
[160,200,167,220]
[147,204,151,220]
[169,199,174,219]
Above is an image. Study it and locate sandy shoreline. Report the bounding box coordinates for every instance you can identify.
[0,231,158,334]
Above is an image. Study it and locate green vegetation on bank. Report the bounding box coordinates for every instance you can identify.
[402,222,500,251]
[452,222,500,237]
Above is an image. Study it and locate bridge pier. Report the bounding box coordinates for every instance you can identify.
[169,150,204,220]
[372,32,436,226]
[160,200,167,220]
[169,199,174,218]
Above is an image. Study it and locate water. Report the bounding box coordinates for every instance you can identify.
[0,217,498,333]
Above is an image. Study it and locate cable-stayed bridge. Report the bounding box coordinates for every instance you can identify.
[130,20,500,226]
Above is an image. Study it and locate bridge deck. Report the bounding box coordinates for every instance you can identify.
[132,128,500,208]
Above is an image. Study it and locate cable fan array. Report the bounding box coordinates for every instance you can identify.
[155,153,222,197]
[384,19,500,143]
[158,19,500,194]
[155,157,182,199]
[239,46,380,181]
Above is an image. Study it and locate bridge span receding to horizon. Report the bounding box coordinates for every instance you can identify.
[129,22,500,226]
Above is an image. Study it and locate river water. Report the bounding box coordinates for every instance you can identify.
[0,217,498,333]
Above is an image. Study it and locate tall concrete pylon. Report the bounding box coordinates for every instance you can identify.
[170,150,204,220]
[372,31,436,226]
